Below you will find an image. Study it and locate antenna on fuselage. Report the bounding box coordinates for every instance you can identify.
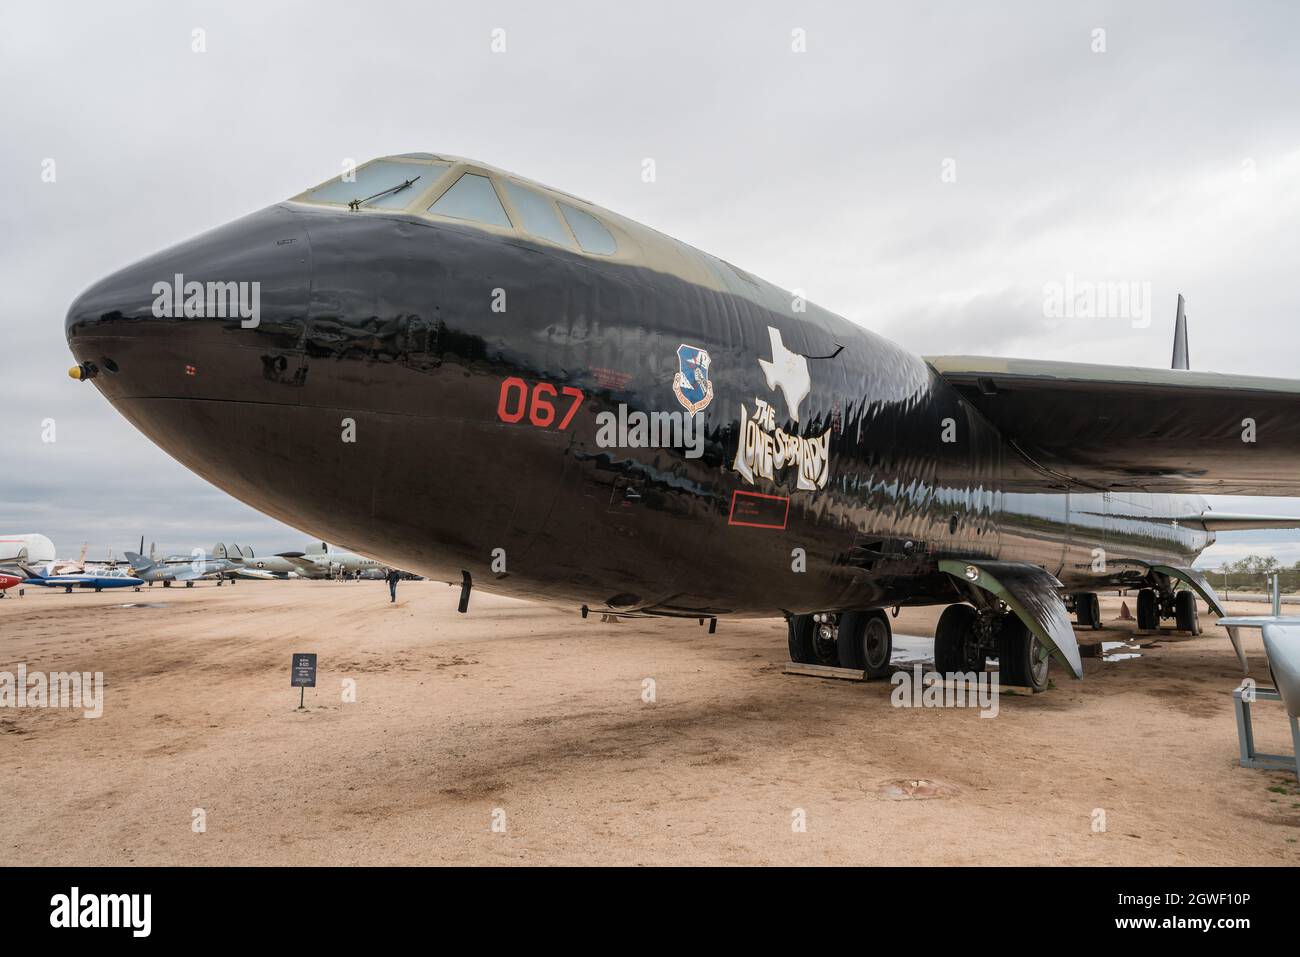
[1171,293,1190,370]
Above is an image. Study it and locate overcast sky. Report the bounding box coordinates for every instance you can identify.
[2,1,1298,566]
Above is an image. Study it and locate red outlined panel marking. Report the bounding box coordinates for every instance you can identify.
[728,489,790,529]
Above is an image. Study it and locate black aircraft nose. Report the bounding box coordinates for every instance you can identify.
[66,204,312,401]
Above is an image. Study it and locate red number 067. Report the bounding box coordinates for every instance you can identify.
[497,377,584,430]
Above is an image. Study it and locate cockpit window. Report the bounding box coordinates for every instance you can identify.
[501,180,574,248]
[428,173,512,228]
[558,203,616,255]
[305,160,447,209]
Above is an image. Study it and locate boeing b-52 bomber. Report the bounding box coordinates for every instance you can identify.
[66,153,1300,691]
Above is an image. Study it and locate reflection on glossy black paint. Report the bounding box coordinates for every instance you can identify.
[67,201,1211,617]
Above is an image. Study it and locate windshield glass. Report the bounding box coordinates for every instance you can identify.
[304,160,449,209]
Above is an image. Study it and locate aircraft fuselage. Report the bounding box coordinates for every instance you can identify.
[66,163,1212,619]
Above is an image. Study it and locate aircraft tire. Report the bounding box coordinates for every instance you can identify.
[998,616,1050,692]
[1136,589,1158,630]
[934,603,981,674]
[1174,590,1200,635]
[861,611,894,678]
[1074,592,1102,630]
[836,611,892,676]
[787,615,817,664]
[836,612,866,669]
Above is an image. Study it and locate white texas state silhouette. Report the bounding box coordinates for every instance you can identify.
[757,326,811,423]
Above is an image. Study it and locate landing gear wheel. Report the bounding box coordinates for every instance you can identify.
[998,616,1051,692]
[862,612,893,678]
[1136,588,1158,630]
[1174,589,1200,635]
[787,614,816,664]
[1074,592,1102,630]
[934,604,984,674]
[836,611,894,678]
[186,581,194,588]
[810,617,840,666]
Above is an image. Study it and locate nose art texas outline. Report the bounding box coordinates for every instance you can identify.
[757,326,811,423]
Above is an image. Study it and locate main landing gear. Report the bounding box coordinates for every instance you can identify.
[1070,592,1102,630]
[788,610,894,678]
[1135,578,1200,634]
[934,601,1050,692]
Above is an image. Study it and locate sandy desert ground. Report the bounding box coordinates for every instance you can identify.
[1,580,1297,866]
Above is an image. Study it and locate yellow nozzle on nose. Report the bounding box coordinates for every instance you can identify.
[68,365,84,380]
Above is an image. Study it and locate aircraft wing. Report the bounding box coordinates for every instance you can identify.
[169,565,207,581]
[927,356,1300,495]
[275,553,322,573]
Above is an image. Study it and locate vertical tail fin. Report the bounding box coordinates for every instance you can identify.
[1171,293,1189,370]
[125,551,154,571]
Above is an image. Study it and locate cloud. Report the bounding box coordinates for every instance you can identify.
[3,1,1299,565]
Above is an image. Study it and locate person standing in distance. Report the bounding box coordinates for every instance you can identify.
[386,567,400,603]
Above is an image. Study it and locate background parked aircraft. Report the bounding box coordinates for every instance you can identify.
[125,539,245,587]
[23,565,143,593]
[304,542,387,577]
[0,534,56,574]
[248,540,387,579]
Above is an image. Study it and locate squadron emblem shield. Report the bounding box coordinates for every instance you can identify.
[676,345,717,416]
[672,343,714,416]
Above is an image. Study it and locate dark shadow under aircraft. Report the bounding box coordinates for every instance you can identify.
[65,154,1300,691]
